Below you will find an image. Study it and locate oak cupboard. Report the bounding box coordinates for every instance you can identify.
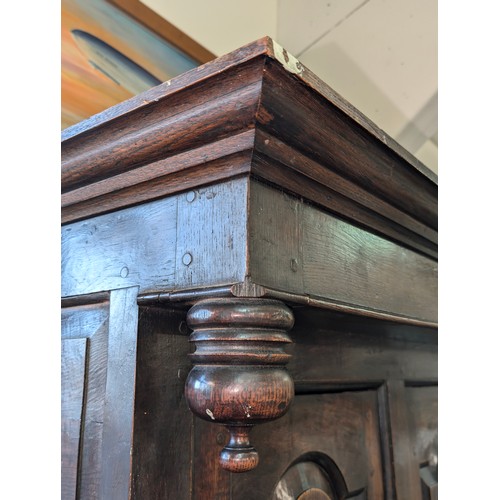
[61,37,437,499]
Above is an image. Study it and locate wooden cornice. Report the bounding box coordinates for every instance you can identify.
[61,37,437,259]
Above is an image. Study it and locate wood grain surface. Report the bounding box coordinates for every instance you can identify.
[131,306,194,499]
[61,37,438,497]
[252,130,437,259]
[61,58,264,192]
[100,287,139,499]
[63,175,436,324]
[231,391,384,499]
[61,288,138,499]
[62,37,437,261]
[185,298,295,473]
[249,180,437,322]
[258,57,437,228]
[61,338,88,500]
[62,178,249,297]
[287,307,437,387]
[61,297,110,499]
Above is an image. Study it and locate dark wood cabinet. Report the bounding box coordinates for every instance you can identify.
[61,289,139,498]
[61,37,437,499]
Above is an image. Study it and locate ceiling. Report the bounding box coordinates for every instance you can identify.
[143,0,438,174]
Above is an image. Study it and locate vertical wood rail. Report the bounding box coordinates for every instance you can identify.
[184,298,295,473]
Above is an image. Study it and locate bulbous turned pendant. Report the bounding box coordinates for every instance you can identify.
[184,298,295,473]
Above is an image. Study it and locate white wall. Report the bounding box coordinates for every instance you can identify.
[142,0,277,56]
[276,0,437,173]
[142,0,437,173]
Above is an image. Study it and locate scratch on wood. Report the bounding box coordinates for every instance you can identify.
[272,40,304,76]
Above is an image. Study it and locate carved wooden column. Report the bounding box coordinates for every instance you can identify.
[184,298,295,472]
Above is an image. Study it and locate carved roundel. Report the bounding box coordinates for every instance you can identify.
[272,452,350,500]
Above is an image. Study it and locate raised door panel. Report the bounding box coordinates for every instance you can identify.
[406,386,438,500]
[385,381,438,500]
[200,390,384,499]
[61,338,88,499]
[61,287,139,500]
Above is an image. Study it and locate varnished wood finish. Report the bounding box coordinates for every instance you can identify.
[61,58,264,191]
[100,287,139,499]
[257,58,437,232]
[287,308,437,388]
[406,386,438,499]
[62,179,249,298]
[62,37,436,261]
[62,176,436,324]
[193,421,231,499]
[226,308,436,499]
[252,131,437,259]
[232,390,384,499]
[131,306,193,499]
[248,180,437,322]
[61,288,139,499]
[61,132,254,223]
[61,338,87,499]
[61,296,110,499]
[62,38,437,498]
[185,298,295,472]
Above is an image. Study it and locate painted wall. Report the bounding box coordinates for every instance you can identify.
[142,0,278,56]
[143,0,437,173]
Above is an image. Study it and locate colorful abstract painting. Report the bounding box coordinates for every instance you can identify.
[62,0,199,129]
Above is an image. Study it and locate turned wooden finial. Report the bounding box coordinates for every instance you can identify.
[184,298,295,473]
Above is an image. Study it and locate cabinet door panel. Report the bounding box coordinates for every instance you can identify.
[61,338,88,500]
[229,391,384,499]
[406,386,438,500]
[61,287,138,500]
